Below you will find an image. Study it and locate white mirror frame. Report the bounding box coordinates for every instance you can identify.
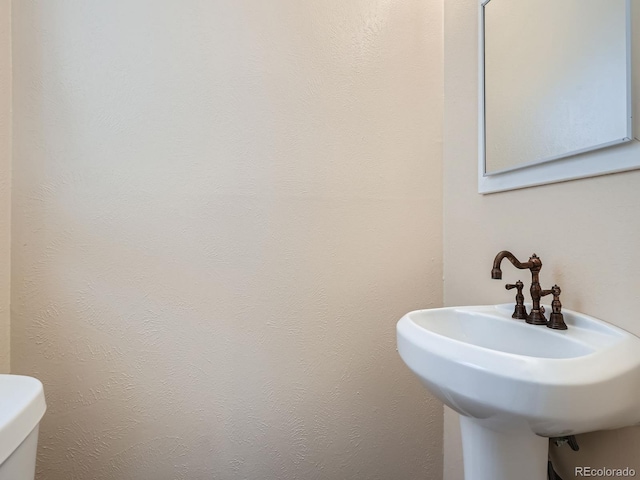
[478,0,640,194]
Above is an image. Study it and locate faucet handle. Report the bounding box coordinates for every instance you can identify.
[505,280,528,320]
[545,284,567,330]
[505,282,521,291]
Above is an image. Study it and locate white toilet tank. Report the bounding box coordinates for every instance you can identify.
[0,375,46,480]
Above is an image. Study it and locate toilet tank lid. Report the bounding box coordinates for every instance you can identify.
[0,375,46,466]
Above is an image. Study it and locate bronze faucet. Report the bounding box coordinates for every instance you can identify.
[492,251,547,325]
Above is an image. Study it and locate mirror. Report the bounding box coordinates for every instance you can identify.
[479,0,640,194]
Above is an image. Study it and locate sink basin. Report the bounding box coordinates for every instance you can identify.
[397,304,640,480]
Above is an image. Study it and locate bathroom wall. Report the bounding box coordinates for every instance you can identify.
[0,0,10,373]
[443,0,640,479]
[11,1,444,479]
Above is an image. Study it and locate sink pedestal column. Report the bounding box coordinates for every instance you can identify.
[459,416,548,480]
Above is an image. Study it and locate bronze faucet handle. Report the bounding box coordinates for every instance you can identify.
[505,281,523,292]
[505,280,527,320]
[545,284,567,330]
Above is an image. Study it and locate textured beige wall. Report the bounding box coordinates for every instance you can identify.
[0,0,10,374]
[11,1,444,479]
[444,0,640,479]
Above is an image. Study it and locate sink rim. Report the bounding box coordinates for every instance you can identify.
[397,304,640,387]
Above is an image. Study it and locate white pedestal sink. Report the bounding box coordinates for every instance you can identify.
[397,304,640,480]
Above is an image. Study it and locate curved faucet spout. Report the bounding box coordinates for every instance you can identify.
[491,251,541,279]
[491,251,546,325]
